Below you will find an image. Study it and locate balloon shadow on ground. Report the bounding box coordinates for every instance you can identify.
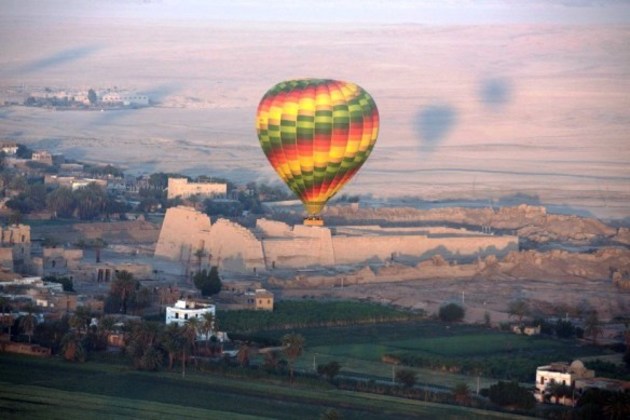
[144,83,181,105]
[17,45,103,74]
[479,78,512,110]
[415,104,457,155]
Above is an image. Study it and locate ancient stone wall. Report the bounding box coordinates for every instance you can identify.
[256,218,293,237]
[332,234,517,265]
[154,206,213,263]
[207,219,265,271]
[155,206,519,272]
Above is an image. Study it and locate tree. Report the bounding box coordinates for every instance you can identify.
[200,312,214,348]
[109,270,137,314]
[452,382,471,405]
[125,321,162,370]
[73,183,107,220]
[0,296,11,335]
[69,306,92,336]
[545,381,572,405]
[140,346,163,371]
[194,248,206,273]
[555,319,576,338]
[129,286,151,316]
[19,305,38,343]
[395,368,417,388]
[181,318,200,377]
[16,144,33,159]
[507,299,529,323]
[88,89,97,105]
[43,275,74,292]
[193,266,222,297]
[46,186,77,218]
[61,331,86,362]
[584,310,602,345]
[603,391,630,420]
[438,303,465,322]
[237,342,251,367]
[282,332,305,383]
[486,381,535,410]
[160,323,183,370]
[317,361,341,382]
[483,311,491,327]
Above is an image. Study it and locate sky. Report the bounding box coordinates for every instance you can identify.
[3,0,630,24]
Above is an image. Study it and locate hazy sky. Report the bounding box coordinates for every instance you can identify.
[3,0,630,24]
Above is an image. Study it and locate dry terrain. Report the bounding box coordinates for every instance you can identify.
[0,4,629,219]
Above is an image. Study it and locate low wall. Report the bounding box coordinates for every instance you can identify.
[0,342,51,357]
[332,234,518,265]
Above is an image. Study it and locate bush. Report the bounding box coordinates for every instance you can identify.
[317,361,341,382]
[486,381,535,410]
[193,266,222,297]
[395,368,417,388]
[438,303,465,322]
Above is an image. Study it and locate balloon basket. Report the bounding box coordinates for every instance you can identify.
[303,216,324,227]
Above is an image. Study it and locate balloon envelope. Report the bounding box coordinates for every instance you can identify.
[256,79,379,215]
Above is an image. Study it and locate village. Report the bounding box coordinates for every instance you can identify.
[0,142,628,417]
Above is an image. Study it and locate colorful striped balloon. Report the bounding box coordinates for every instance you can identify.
[256,79,379,216]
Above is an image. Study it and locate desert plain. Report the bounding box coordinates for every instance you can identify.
[1,2,629,220]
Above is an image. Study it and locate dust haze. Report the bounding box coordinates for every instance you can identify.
[1,0,629,219]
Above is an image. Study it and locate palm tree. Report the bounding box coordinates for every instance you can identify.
[61,331,86,362]
[181,317,200,377]
[19,304,38,343]
[584,310,602,345]
[507,299,529,324]
[282,332,305,383]
[200,312,214,352]
[160,323,183,370]
[110,270,137,314]
[69,306,92,336]
[126,321,162,370]
[46,186,76,218]
[97,315,116,348]
[140,346,163,371]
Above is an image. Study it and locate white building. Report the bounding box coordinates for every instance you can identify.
[1,144,18,155]
[165,299,215,339]
[534,360,595,405]
[167,177,227,200]
[100,92,149,106]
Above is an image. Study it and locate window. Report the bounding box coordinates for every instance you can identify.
[184,314,188,320]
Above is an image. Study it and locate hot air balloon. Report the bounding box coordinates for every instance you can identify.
[256,79,379,225]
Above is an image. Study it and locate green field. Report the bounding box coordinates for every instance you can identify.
[0,355,532,419]
[250,321,605,385]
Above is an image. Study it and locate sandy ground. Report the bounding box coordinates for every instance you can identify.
[0,11,629,219]
[278,275,629,323]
